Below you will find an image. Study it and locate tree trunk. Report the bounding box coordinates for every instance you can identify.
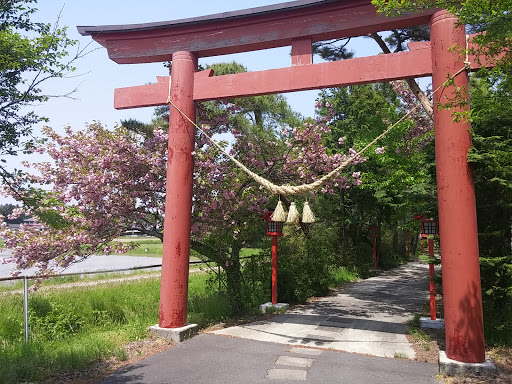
[392,225,399,256]
[339,188,346,265]
[225,245,245,315]
[398,219,406,258]
[411,232,419,258]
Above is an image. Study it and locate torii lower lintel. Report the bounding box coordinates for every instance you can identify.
[114,33,493,110]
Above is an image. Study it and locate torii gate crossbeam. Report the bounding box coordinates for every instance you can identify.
[79,0,488,365]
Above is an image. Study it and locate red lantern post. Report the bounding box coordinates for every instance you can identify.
[263,212,283,305]
[368,225,378,270]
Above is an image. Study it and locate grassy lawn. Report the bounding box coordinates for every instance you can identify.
[115,237,262,262]
[0,273,230,384]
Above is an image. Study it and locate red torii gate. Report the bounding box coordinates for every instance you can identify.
[79,0,487,365]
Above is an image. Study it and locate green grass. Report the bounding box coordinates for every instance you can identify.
[116,236,261,262]
[408,328,431,351]
[329,266,359,288]
[0,273,231,384]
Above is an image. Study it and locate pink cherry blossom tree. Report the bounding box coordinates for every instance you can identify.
[0,64,371,310]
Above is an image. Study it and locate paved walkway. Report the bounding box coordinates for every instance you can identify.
[98,261,440,383]
[212,261,430,358]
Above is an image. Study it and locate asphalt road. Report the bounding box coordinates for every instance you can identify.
[0,249,162,279]
[99,330,439,384]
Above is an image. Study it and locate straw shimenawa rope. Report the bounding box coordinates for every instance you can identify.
[167,55,470,196]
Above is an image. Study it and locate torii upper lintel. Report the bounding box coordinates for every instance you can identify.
[78,0,435,64]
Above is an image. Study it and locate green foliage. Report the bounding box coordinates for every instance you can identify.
[29,298,84,340]
[465,71,512,345]
[316,83,435,267]
[0,0,79,158]
[274,225,338,303]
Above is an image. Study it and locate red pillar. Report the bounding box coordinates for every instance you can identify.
[272,236,278,305]
[428,239,436,321]
[159,51,197,328]
[431,11,485,363]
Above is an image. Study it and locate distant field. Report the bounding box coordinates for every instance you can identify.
[113,236,261,261]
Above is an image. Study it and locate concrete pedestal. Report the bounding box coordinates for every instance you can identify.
[419,317,445,329]
[439,351,497,376]
[148,323,198,342]
[260,302,289,314]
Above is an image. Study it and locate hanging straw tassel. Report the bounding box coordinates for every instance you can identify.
[302,201,316,223]
[271,200,287,222]
[286,202,300,223]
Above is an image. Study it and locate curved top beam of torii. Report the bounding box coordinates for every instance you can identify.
[77,0,435,63]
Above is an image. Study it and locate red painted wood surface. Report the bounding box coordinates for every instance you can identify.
[431,11,485,363]
[408,33,505,70]
[291,38,312,66]
[158,51,197,329]
[428,239,436,321]
[79,1,434,63]
[114,47,432,109]
[272,236,278,305]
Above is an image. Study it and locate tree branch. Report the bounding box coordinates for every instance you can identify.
[369,32,434,121]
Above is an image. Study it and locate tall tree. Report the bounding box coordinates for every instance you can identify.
[372,0,512,72]
[0,0,82,186]
[316,82,434,266]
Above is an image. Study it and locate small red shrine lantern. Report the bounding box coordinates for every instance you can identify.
[368,225,378,270]
[263,211,284,237]
[263,211,283,305]
[421,219,438,238]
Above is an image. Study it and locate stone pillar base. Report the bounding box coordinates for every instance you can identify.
[419,317,445,329]
[148,323,198,342]
[439,351,497,376]
[260,302,289,314]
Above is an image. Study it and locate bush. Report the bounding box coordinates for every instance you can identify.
[274,225,337,303]
[480,255,512,346]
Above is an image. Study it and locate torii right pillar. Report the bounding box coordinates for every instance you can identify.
[431,11,485,363]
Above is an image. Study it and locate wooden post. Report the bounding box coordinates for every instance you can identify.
[272,236,278,305]
[431,10,485,363]
[159,51,197,328]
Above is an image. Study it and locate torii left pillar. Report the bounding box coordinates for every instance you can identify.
[150,51,199,341]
